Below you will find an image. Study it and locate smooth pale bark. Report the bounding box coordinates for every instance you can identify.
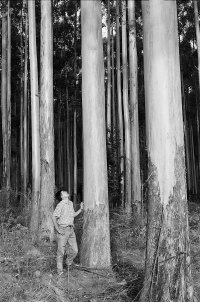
[122,0,132,213]
[194,0,200,89]
[73,4,78,206]
[28,0,41,241]
[23,0,28,201]
[81,0,111,268]
[40,0,55,241]
[140,1,193,301]
[128,0,142,214]
[116,1,124,206]
[106,0,111,130]
[111,24,116,132]
[73,110,77,207]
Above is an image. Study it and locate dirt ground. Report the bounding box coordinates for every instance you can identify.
[0,204,200,301]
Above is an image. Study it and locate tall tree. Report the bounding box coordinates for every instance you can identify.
[28,0,41,241]
[39,0,55,241]
[7,0,11,206]
[140,0,194,301]
[23,0,29,202]
[194,0,200,90]
[116,0,124,205]
[73,1,78,206]
[106,0,111,131]
[128,0,142,214]
[1,0,10,207]
[122,0,132,212]
[80,0,111,268]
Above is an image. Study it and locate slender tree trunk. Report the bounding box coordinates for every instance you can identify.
[20,8,24,198]
[140,1,193,301]
[190,125,197,195]
[40,0,55,241]
[116,1,124,206]
[81,0,111,268]
[128,0,142,214]
[194,0,200,89]
[28,0,41,241]
[1,0,8,206]
[66,89,71,194]
[111,24,116,132]
[23,0,28,202]
[73,110,77,207]
[73,2,78,206]
[6,0,11,206]
[122,0,132,213]
[107,0,111,131]
[181,73,191,193]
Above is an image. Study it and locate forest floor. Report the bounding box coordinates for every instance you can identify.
[0,202,200,302]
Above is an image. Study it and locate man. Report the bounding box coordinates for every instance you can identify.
[52,190,84,275]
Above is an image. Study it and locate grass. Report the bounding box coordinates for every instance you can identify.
[0,203,147,302]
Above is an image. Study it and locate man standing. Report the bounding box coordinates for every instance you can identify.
[53,190,84,275]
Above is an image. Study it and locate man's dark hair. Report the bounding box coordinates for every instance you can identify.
[55,190,62,202]
[55,189,69,202]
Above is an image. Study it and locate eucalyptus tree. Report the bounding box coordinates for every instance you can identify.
[140,0,194,300]
[28,0,40,241]
[39,0,55,241]
[81,0,111,268]
[128,0,142,214]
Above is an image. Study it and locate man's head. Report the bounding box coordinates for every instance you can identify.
[55,189,70,201]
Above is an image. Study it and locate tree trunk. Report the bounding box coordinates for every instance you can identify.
[66,89,71,194]
[73,2,78,206]
[40,0,55,241]
[128,0,142,214]
[1,1,7,187]
[6,0,11,206]
[140,1,194,301]
[194,0,200,89]
[73,109,77,207]
[23,0,28,202]
[81,0,111,268]
[116,0,124,206]
[111,24,116,132]
[20,7,24,199]
[106,0,111,131]
[28,0,41,241]
[122,0,132,213]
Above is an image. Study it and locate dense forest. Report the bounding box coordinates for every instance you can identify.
[1,0,200,301]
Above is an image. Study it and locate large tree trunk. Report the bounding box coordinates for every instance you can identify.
[80,0,111,268]
[122,0,132,213]
[140,0,194,301]
[128,0,142,214]
[39,0,55,241]
[28,0,41,241]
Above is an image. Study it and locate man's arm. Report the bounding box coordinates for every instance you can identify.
[74,202,84,217]
[52,214,62,234]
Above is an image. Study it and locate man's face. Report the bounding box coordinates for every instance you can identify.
[61,191,69,199]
